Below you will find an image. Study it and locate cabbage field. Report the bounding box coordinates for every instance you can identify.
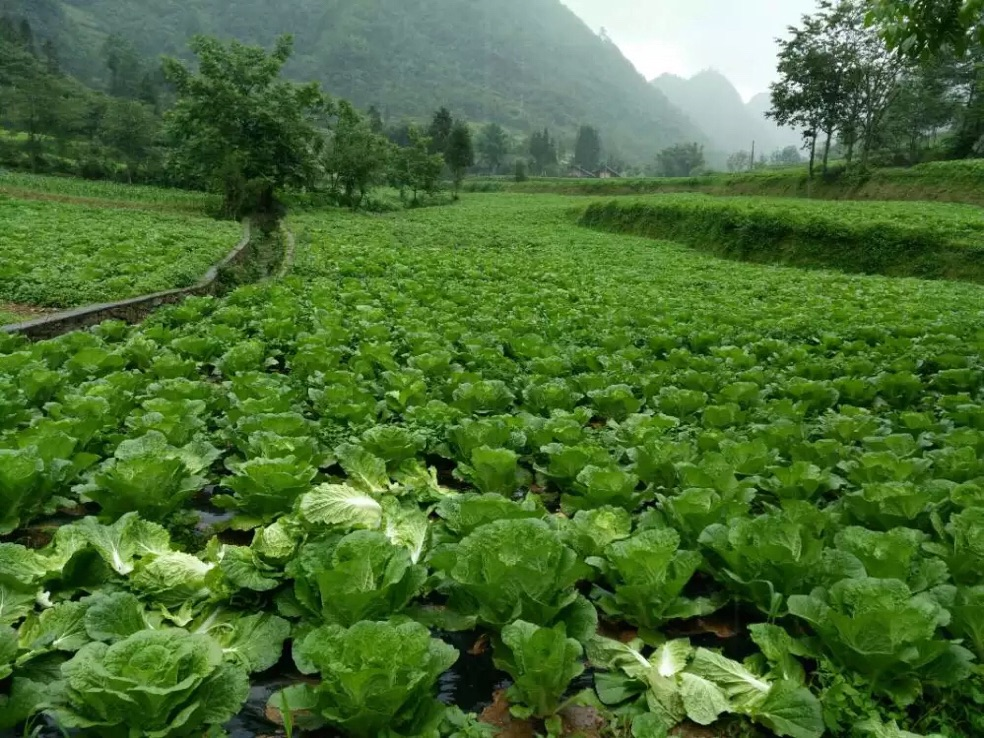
[1,194,983,737]
[0,196,240,310]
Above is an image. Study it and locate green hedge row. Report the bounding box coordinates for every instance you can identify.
[579,195,984,283]
[488,160,984,207]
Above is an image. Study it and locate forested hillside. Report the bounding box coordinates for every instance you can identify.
[0,0,705,161]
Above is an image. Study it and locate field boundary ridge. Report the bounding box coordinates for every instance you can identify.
[579,198,984,284]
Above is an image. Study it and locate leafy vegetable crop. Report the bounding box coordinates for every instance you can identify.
[1,193,982,737]
[0,196,239,308]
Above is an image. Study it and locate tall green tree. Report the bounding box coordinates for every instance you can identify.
[770,145,803,165]
[446,120,475,198]
[828,1,908,168]
[99,99,159,179]
[367,105,384,134]
[769,8,847,177]
[161,34,330,217]
[654,142,705,177]
[394,127,444,204]
[876,61,959,162]
[477,122,509,173]
[727,150,752,172]
[0,25,88,170]
[573,125,602,172]
[103,34,144,99]
[529,127,557,175]
[323,100,392,209]
[428,106,454,155]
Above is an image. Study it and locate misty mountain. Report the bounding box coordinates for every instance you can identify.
[1,0,705,162]
[746,92,804,150]
[652,70,799,157]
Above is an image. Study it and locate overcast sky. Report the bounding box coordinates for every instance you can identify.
[561,0,818,101]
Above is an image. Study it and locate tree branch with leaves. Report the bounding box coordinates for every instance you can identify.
[162,34,331,218]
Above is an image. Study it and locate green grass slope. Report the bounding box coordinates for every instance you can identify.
[481,159,984,206]
[580,194,984,283]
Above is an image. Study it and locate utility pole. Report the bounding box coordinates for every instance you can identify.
[750,140,755,171]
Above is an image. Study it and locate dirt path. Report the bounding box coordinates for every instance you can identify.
[0,301,56,325]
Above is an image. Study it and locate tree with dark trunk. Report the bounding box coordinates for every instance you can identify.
[446,120,475,198]
[162,34,330,217]
[573,125,602,172]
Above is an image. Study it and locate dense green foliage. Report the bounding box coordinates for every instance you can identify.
[770,0,984,172]
[6,0,702,162]
[0,193,982,737]
[0,12,164,182]
[580,194,984,281]
[161,34,329,217]
[1,22,457,214]
[0,196,240,307]
[868,0,984,57]
[473,158,984,206]
[446,121,476,198]
[654,143,707,177]
[573,125,603,173]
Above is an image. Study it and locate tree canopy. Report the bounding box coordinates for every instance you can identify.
[770,0,907,174]
[529,128,558,175]
[868,0,984,58]
[477,122,509,173]
[655,143,705,177]
[574,125,602,172]
[162,34,330,216]
[446,120,475,197]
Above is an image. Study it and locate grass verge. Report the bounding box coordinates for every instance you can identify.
[474,159,984,206]
[579,195,984,282]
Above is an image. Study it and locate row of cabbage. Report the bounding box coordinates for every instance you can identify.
[0,197,240,309]
[1,200,983,736]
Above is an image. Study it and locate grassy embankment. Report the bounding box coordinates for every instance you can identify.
[578,193,984,283]
[471,159,984,206]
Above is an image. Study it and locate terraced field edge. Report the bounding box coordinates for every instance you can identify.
[475,160,984,207]
[579,196,984,283]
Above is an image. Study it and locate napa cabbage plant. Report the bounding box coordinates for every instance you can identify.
[453,446,526,495]
[286,531,426,626]
[587,636,823,738]
[213,455,317,526]
[699,502,856,617]
[655,486,755,545]
[49,628,249,737]
[589,527,716,629]
[0,625,48,730]
[492,620,584,724]
[271,620,458,738]
[788,578,975,705]
[430,518,595,640]
[560,506,633,558]
[433,492,544,543]
[75,431,218,522]
[563,464,647,512]
[0,439,97,534]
